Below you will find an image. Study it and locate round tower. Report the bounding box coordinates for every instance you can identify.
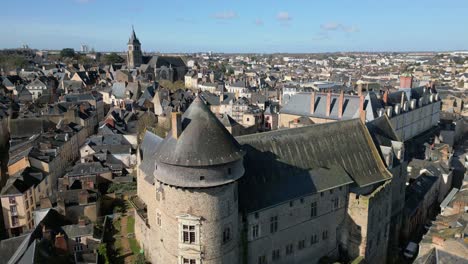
[151,97,245,264]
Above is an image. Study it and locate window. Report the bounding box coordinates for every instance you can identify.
[330,189,333,194]
[311,234,318,245]
[289,201,294,207]
[300,198,304,204]
[223,227,231,243]
[322,230,329,240]
[272,249,280,261]
[320,192,324,197]
[182,225,196,244]
[257,255,266,264]
[332,198,339,210]
[247,118,250,122]
[228,168,232,175]
[182,258,196,264]
[25,199,29,209]
[298,240,306,250]
[11,216,19,226]
[254,212,259,219]
[75,237,82,243]
[157,213,161,227]
[310,202,317,217]
[10,205,17,214]
[74,245,83,252]
[9,197,15,204]
[285,244,294,255]
[270,216,278,233]
[252,224,259,239]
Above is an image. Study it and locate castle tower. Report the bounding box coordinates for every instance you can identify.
[127,26,142,68]
[139,97,245,264]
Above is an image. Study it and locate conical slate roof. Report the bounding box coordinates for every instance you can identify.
[128,27,140,45]
[155,96,244,166]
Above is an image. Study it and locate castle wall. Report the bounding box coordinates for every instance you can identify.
[245,185,349,264]
[344,181,392,264]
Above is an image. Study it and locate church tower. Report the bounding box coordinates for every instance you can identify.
[127,26,143,68]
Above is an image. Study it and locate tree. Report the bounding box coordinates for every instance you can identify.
[102,53,125,64]
[0,54,28,71]
[97,243,110,264]
[60,48,75,58]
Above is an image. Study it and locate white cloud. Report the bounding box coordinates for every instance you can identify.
[255,19,264,26]
[320,22,359,33]
[213,11,238,20]
[277,12,292,21]
[312,32,330,41]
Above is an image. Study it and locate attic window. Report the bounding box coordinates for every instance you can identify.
[228,168,232,175]
[200,176,205,181]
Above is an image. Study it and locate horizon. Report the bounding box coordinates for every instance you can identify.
[2,0,468,53]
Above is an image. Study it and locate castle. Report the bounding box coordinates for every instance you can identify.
[134,96,395,264]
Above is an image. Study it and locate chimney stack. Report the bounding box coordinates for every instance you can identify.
[78,190,88,205]
[78,217,86,227]
[359,95,366,123]
[325,92,331,117]
[171,112,182,139]
[338,90,344,119]
[310,91,316,114]
[383,90,389,105]
[54,233,68,254]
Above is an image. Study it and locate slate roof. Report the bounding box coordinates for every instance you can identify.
[236,119,391,213]
[280,92,367,120]
[1,168,43,195]
[366,115,400,147]
[62,223,94,238]
[0,233,30,264]
[146,56,186,68]
[154,96,244,166]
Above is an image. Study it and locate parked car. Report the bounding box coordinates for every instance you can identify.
[404,242,419,258]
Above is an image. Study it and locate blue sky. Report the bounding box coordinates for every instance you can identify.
[2,0,467,53]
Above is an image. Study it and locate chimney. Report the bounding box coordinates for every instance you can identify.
[325,92,331,117]
[78,217,86,227]
[171,112,182,139]
[78,190,88,205]
[357,84,362,96]
[310,91,316,114]
[383,90,389,105]
[338,90,344,119]
[54,233,68,254]
[359,95,366,123]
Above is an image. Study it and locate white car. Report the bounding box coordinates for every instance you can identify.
[404,242,419,258]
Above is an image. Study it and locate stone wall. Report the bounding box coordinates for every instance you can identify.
[245,185,349,264]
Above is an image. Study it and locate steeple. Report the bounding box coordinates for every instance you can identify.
[127,25,142,68]
[128,25,140,45]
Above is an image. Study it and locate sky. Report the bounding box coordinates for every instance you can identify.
[2,0,468,53]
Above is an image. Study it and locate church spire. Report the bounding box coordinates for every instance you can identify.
[128,25,140,45]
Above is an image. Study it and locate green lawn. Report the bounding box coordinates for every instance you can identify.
[113,217,121,232]
[127,216,135,233]
[129,238,140,254]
